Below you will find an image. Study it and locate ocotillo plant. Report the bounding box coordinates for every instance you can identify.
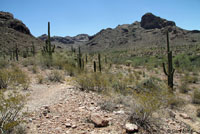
[98,53,101,72]
[94,61,96,72]
[163,31,175,90]
[43,22,55,56]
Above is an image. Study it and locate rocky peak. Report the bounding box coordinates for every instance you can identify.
[141,13,175,29]
[0,11,31,35]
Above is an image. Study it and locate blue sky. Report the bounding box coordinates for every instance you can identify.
[1,0,200,37]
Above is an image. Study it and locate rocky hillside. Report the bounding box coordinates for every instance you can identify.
[85,13,200,52]
[0,11,43,52]
[38,34,90,49]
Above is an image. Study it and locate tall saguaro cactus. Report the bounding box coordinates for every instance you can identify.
[94,61,96,72]
[163,31,175,90]
[78,46,82,69]
[98,53,101,72]
[15,44,19,61]
[43,22,55,56]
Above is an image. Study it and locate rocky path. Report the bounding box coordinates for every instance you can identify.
[23,74,200,134]
[24,78,128,134]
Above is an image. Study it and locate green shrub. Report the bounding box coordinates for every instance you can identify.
[76,72,109,92]
[128,91,163,131]
[192,89,200,104]
[0,66,30,90]
[0,58,9,69]
[0,69,11,89]
[22,57,36,67]
[36,75,44,84]
[31,65,38,74]
[179,83,190,94]
[48,70,64,82]
[0,89,26,134]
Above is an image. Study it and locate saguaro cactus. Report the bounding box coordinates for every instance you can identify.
[43,22,55,56]
[78,46,82,69]
[31,43,36,56]
[94,61,96,72]
[85,54,88,63]
[163,31,175,90]
[98,53,101,72]
[15,44,19,61]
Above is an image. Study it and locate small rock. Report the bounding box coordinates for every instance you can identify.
[113,110,125,114]
[125,123,138,133]
[180,113,191,120]
[29,118,32,123]
[72,125,77,128]
[65,123,71,128]
[90,113,109,127]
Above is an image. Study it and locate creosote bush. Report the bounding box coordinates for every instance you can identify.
[0,89,26,134]
[76,72,109,92]
[0,66,30,90]
[192,89,200,104]
[48,70,64,82]
[36,74,44,84]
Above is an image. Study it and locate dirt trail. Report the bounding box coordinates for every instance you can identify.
[25,82,75,112]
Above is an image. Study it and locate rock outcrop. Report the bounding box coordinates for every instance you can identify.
[0,11,31,35]
[0,11,43,51]
[141,13,176,29]
[85,12,200,52]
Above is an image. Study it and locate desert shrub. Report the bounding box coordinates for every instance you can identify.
[36,75,44,84]
[181,74,198,84]
[128,91,163,131]
[10,124,26,134]
[11,66,30,89]
[48,70,64,82]
[134,77,162,93]
[197,108,200,118]
[22,57,36,67]
[99,100,117,112]
[0,58,9,69]
[0,66,30,90]
[76,72,109,92]
[31,65,38,74]
[192,89,200,104]
[39,55,53,68]
[64,64,77,77]
[174,53,200,71]
[127,77,175,131]
[168,95,185,109]
[179,83,190,94]
[0,69,11,89]
[0,89,26,134]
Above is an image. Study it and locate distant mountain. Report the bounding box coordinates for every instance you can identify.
[84,13,200,52]
[38,34,90,49]
[0,11,43,52]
